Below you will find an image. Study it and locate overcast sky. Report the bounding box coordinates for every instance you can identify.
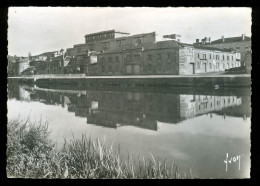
[8,7,251,57]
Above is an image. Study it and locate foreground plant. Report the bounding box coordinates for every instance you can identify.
[7,117,192,179]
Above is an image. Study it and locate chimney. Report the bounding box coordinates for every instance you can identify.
[201,38,205,45]
[209,37,211,43]
[242,34,245,40]
[196,39,199,44]
[222,36,225,42]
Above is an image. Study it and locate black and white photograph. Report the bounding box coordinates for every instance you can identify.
[7,7,251,179]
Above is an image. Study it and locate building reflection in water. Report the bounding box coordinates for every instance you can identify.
[8,83,251,131]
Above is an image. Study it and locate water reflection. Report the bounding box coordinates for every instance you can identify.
[8,83,251,131]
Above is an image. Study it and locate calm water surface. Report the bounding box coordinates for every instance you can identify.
[7,83,251,178]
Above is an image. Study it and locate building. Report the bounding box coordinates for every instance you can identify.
[17,57,30,75]
[195,34,251,73]
[25,50,65,75]
[31,51,60,62]
[17,30,242,76]
[66,30,155,57]
[95,39,240,75]
[181,44,240,75]
[49,55,64,74]
[62,29,241,76]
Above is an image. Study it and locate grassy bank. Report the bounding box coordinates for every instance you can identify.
[7,117,191,179]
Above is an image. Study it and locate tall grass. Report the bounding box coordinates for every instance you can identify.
[7,117,192,179]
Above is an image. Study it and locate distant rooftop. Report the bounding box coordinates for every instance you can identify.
[33,51,58,57]
[209,36,251,44]
[102,39,234,54]
[84,29,130,37]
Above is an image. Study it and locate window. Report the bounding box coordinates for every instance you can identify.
[148,54,152,61]
[203,54,206,59]
[101,57,105,63]
[167,53,171,60]
[157,54,161,60]
[198,53,200,59]
[126,55,132,62]
[116,56,119,63]
[210,54,211,59]
[167,63,171,70]
[89,44,95,51]
[109,66,112,72]
[102,65,105,72]
[108,57,112,63]
[158,64,162,71]
[223,55,225,60]
[232,56,234,61]
[209,63,212,69]
[134,54,140,62]
[227,56,229,61]
[77,47,81,53]
[103,42,109,50]
[148,64,152,71]
[116,66,119,72]
[117,40,124,47]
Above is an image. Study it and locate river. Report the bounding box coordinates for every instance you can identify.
[7,82,251,178]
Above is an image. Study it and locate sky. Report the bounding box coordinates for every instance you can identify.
[8,7,252,57]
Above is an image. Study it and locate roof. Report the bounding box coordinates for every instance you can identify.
[193,45,232,52]
[33,51,57,57]
[101,40,180,54]
[74,43,85,47]
[85,30,115,37]
[209,36,251,44]
[179,42,233,52]
[114,32,156,41]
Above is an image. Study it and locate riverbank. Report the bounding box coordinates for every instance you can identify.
[8,74,251,87]
[7,117,190,179]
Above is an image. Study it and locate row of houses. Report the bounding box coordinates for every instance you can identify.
[10,29,251,76]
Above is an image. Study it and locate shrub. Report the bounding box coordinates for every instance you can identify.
[6,117,191,179]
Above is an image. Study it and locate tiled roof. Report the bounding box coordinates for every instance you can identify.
[209,36,251,44]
